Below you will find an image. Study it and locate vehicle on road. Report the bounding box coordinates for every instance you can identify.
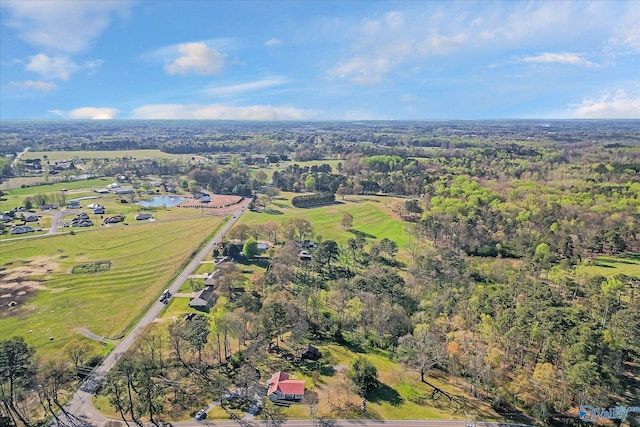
[195,409,207,421]
[160,289,171,303]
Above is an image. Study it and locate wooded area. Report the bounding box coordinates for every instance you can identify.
[1,120,639,425]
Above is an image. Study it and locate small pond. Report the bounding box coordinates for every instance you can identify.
[137,196,189,208]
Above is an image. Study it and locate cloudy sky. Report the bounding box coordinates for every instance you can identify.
[1,0,638,120]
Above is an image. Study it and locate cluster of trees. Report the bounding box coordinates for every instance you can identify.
[254,221,640,421]
[0,337,99,426]
[186,163,254,196]
[291,193,336,207]
[272,164,345,193]
[228,218,314,247]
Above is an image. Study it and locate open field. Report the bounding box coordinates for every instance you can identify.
[287,159,342,170]
[21,149,191,161]
[239,195,410,250]
[1,177,111,207]
[585,253,640,278]
[0,215,226,358]
[1,176,66,191]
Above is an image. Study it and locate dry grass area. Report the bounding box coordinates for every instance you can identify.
[178,194,243,209]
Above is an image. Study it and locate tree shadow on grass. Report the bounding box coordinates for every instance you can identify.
[368,383,403,406]
[592,261,615,268]
[264,208,283,215]
[236,257,270,269]
[349,229,376,239]
[298,201,345,209]
[294,358,336,380]
[341,340,366,354]
[619,252,640,261]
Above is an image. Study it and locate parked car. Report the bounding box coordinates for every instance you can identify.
[195,409,207,421]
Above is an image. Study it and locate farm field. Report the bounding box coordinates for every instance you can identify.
[239,195,410,250]
[0,177,111,208]
[21,149,191,161]
[0,215,226,358]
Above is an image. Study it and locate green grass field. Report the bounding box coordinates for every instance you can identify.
[585,253,640,278]
[301,344,486,420]
[1,177,112,209]
[21,150,190,161]
[0,215,225,358]
[238,195,410,253]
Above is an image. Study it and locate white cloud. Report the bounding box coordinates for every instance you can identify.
[419,34,467,54]
[200,78,288,97]
[608,4,640,52]
[265,38,282,47]
[50,107,120,120]
[25,54,102,80]
[132,104,315,120]
[326,2,631,84]
[11,80,58,91]
[164,42,226,75]
[571,90,640,119]
[1,0,129,54]
[521,52,593,66]
[327,56,391,84]
[326,11,414,84]
[141,38,236,62]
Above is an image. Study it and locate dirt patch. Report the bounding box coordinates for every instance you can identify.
[178,194,243,209]
[0,285,37,316]
[0,256,59,316]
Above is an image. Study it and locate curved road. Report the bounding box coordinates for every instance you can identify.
[12,146,30,167]
[56,199,251,427]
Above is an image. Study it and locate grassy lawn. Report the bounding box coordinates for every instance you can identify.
[158,296,202,320]
[194,262,218,275]
[259,342,500,421]
[0,215,226,358]
[585,253,640,278]
[239,196,408,249]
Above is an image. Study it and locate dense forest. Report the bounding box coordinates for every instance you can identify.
[1,120,639,426]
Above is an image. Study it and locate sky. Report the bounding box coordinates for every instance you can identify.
[0,0,639,121]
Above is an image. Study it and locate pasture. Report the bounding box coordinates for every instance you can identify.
[239,195,410,251]
[0,215,225,357]
[21,149,191,161]
[0,177,110,209]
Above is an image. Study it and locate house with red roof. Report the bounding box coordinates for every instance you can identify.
[267,371,305,402]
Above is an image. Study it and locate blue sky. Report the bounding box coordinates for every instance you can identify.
[1,0,639,120]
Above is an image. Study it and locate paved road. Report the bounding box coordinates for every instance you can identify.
[12,146,29,167]
[55,199,251,426]
[48,210,63,234]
